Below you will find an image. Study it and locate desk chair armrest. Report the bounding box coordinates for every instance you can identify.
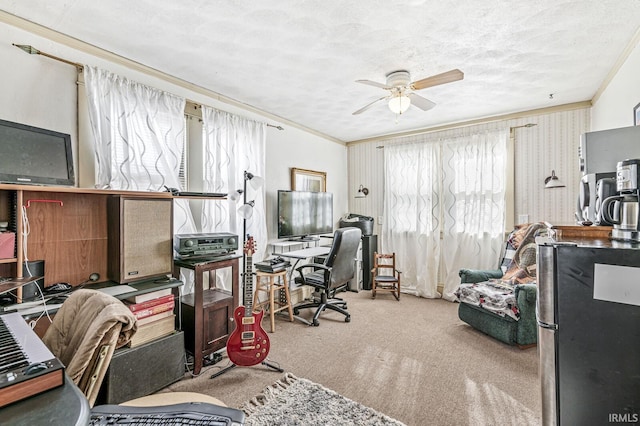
[296,263,331,285]
[296,263,328,272]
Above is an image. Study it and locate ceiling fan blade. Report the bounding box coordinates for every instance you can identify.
[408,93,436,111]
[410,69,464,90]
[355,79,392,90]
[352,96,388,115]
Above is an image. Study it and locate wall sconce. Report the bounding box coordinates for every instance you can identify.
[544,170,565,189]
[355,184,369,198]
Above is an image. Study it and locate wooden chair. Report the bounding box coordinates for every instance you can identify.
[371,252,401,300]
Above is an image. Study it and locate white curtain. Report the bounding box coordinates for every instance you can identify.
[200,106,267,264]
[382,141,442,298]
[84,66,196,236]
[440,130,508,301]
[382,129,508,300]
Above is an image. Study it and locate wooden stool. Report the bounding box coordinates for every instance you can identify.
[252,270,294,332]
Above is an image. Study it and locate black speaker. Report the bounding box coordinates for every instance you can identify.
[361,235,378,290]
[107,197,173,284]
[22,260,44,301]
[96,331,185,404]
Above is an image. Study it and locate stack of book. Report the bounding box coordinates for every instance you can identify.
[125,288,176,348]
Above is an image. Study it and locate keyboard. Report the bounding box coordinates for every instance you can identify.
[90,402,245,426]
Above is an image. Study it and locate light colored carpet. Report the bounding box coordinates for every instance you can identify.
[165,291,541,426]
[241,372,406,425]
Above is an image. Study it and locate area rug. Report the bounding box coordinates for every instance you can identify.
[241,373,406,426]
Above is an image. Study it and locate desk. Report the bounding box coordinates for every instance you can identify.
[277,246,331,326]
[278,246,331,260]
[278,246,331,282]
[1,374,90,426]
[270,240,304,254]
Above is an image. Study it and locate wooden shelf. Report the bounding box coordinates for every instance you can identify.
[84,278,184,302]
[0,183,185,303]
[181,288,232,308]
[174,255,240,375]
[0,184,175,197]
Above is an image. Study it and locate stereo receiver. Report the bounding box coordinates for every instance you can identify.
[174,233,238,257]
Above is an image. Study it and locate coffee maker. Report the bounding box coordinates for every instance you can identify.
[578,172,616,225]
[601,159,640,241]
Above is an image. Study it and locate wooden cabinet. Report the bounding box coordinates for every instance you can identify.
[174,256,240,375]
[0,185,173,282]
[0,184,238,379]
[0,184,174,301]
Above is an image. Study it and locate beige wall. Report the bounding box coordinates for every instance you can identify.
[0,16,347,244]
[2,11,637,245]
[347,107,591,232]
[345,33,640,235]
[591,32,640,131]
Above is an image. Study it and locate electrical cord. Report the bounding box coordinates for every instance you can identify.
[20,206,53,326]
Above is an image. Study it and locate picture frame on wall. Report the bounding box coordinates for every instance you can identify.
[291,167,326,192]
[635,102,640,126]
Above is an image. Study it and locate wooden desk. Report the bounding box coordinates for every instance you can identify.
[174,255,240,375]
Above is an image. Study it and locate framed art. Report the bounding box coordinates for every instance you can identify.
[635,102,640,126]
[291,167,326,192]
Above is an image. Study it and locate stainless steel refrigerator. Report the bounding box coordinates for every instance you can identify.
[537,241,640,425]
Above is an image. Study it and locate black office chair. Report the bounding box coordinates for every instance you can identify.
[294,227,362,326]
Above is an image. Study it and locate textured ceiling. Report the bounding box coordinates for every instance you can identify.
[3,1,640,142]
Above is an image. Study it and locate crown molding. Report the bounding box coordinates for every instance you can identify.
[0,11,345,145]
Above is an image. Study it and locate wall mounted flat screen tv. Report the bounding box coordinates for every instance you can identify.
[0,119,75,187]
[277,190,333,239]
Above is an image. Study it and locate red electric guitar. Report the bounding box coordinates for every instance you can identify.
[226,236,270,366]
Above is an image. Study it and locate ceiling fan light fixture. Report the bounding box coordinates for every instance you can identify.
[388,95,411,114]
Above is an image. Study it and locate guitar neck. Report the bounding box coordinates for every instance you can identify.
[243,254,253,315]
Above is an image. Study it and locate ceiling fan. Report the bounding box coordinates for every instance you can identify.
[352,68,464,115]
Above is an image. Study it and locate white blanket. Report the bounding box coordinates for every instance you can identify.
[455,280,520,320]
